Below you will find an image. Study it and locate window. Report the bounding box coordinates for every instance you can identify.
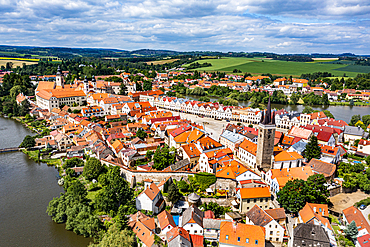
[194,230,197,233]
[276,238,279,242]
[255,240,258,245]
[226,235,229,240]
[247,199,250,203]
[246,238,249,243]
[238,237,240,242]
[270,231,273,235]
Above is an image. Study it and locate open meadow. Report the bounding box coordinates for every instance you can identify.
[186,57,370,77]
[146,58,179,65]
[0,59,38,67]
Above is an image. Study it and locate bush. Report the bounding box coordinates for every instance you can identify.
[355,197,370,207]
[19,135,35,148]
[190,173,217,191]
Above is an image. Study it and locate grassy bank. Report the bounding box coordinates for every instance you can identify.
[330,101,370,106]
[22,149,61,167]
[185,57,370,77]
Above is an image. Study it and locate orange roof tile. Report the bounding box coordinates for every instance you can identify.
[219,221,265,246]
[239,187,271,199]
[274,151,303,162]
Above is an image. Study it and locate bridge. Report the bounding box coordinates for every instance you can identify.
[0,147,21,153]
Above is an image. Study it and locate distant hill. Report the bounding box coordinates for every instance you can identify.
[0,45,367,60]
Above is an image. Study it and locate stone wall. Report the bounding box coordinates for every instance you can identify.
[200,197,234,207]
[328,186,342,197]
[102,159,196,184]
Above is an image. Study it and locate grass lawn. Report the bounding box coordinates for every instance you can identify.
[22,149,40,161]
[185,57,370,77]
[329,214,341,234]
[41,158,61,167]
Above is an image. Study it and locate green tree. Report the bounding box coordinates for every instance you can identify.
[366,156,370,167]
[89,223,135,247]
[143,80,152,91]
[83,157,105,181]
[277,179,308,214]
[290,92,300,104]
[277,174,330,214]
[67,179,87,203]
[145,150,154,161]
[95,166,134,213]
[119,83,128,95]
[136,128,148,140]
[199,96,210,102]
[303,136,321,161]
[344,220,359,241]
[63,157,84,169]
[19,135,35,148]
[350,114,361,126]
[135,82,143,91]
[305,174,330,204]
[362,115,370,126]
[302,106,314,114]
[10,85,23,98]
[167,183,181,205]
[152,145,176,170]
[201,202,231,218]
[323,110,334,119]
[19,99,30,116]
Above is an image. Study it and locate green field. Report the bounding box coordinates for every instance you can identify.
[186,57,370,77]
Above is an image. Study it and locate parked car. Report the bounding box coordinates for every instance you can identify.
[359,204,367,210]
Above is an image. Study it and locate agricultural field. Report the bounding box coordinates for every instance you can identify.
[0,59,38,67]
[146,58,179,65]
[185,57,370,77]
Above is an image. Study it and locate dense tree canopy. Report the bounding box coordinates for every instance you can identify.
[136,128,148,140]
[83,158,106,181]
[95,166,134,213]
[152,145,176,170]
[277,174,329,214]
[19,135,35,148]
[303,136,321,161]
[63,157,84,169]
[167,183,182,205]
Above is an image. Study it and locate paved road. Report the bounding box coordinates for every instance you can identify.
[360,205,370,226]
[169,111,240,141]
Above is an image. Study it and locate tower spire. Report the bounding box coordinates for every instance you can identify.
[266,97,271,124]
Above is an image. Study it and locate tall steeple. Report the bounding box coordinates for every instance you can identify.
[55,65,64,88]
[256,97,276,172]
[83,76,89,94]
[92,75,97,92]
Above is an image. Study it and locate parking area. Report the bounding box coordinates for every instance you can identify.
[170,111,240,141]
[330,191,369,213]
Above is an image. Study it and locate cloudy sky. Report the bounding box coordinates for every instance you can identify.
[1,0,370,54]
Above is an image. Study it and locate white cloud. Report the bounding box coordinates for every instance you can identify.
[0,0,369,53]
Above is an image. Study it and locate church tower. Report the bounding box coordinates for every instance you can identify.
[256,98,276,172]
[92,75,97,92]
[55,65,64,88]
[83,76,89,94]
